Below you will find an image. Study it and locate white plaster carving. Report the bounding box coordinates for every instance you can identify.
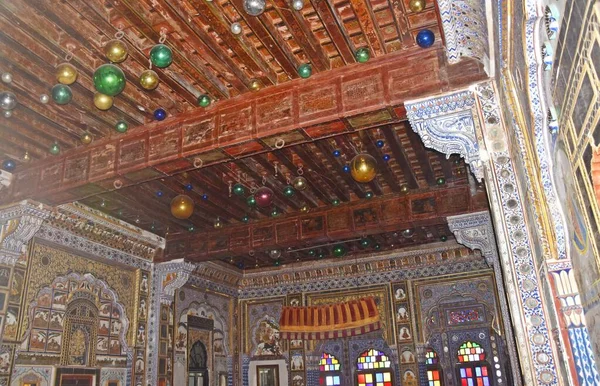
[0,169,13,191]
[0,201,50,265]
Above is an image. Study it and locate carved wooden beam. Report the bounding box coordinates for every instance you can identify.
[163,185,488,262]
[2,46,485,206]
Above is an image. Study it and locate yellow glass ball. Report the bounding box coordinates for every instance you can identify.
[80,132,93,145]
[171,195,195,219]
[139,69,160,90]
[105,39,129,63]
[94,93,113,110]
[56,62,78,85]
[409,0,426,12]
[350,153,378,183]
[250,79,262,91]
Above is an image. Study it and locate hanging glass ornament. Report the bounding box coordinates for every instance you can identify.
[268,249,281,259]
[115,120,128,133]
[56,62,78,85]
[154,108,167,121]
[0,91,17,110]
[233,183,246,196]
[243,0,266,16]
[283,185,295,197]
[350,153,377,183]
[139,70,159,90]
[400,184,409,193]
[150,44,173,68]
[40,94,50,104]
[436,177,446,185]
[409,0,426,12]
[292,0,304,11]
[1,73,12,83]
[382,154,391,161]
[249,79,262,91]
[1,159,16,172]
[49,142,61,155]
[22,151,31,163]
[105,39,129,63]
[355,47,370,63]
[360,238,371,248]
[197,94,211,107]
[254,186,274,207]
[298,63,312,78]
[170,194,194,219]
[271,207,279,217]
[3,110,11,118]
[93,64,126,96]
[51,84,73,105]
[80,132,93,145]
[231,22,243,35]
[416,29,435,48]
[332,244,347,257]
[214,218,223,229]
[440,235,448,242]
[365,191,374,199]
[292,176,307,191]
[300,204,309,213]
[246,195,257,207]
[375,140,384,148]
[332,199,340,206]
[93,93,114,110]
[241,214,250,223]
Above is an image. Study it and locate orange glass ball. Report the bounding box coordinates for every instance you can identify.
[171,194,194,219]
[350,153,378,183]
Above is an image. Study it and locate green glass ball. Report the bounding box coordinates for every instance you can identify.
[355,47,370,63]
[308,249,316,256]
[51,84,72,105]
[283,185,295,197]
[271,208,279,217]
[333,244,347,257]
[247,195,257,207]
[49,142,60,155]
[241,215,249,223]
[298,63,312,78]
[436,177,446,185]
[93,64,126,97]
[150,44,173,68]
[365,191,374,199]
[197,94,211,107]
[332,199,340,206]
[360,238,371,248]
[274,259,281,267]
[233,183,246,196]
[373,243,381,250]
[115,120,128,133]
[188,225,195,232]
[440,235,448,242]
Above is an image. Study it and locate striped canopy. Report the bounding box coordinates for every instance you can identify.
[279,297,381,340]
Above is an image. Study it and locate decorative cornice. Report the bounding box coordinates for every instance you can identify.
[405,87,485,181]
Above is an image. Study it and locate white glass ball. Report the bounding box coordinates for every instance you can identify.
[3,110,12,118]
[1,73,12,83]
[292,0,304,11]
[0,92,17,110]
[231,22,243,35]
[243,0,266,16]
[268,249,281,259]
[40,94,50,104]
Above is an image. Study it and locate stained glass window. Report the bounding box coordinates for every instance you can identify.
[356,349,393,386]
[457,342,490,386]
[457,341,486,362]
[319,353,341,386]
[425,348,442,386]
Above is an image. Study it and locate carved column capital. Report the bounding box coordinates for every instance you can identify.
[447,211,497,266]
[0,201,51,265]
[405,87,486,181]
[438,0,491,74]
[0,169,13,192]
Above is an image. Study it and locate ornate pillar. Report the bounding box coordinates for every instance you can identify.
[0,201,49,266]
[406,82,560,385]
[414,343,428,386]
[447,211,519,386]
[146,259,195,386]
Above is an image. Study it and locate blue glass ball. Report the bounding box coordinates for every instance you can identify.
[416,29,435,48]
[2,159,16,172]
[333,150,341,157]
[154,108,167,121]
[237,261,245,269]
[185,183,193,191]
[383,154,391,161]
[201,194,209,200]
[376,140,384,148]
[343,165,351,173]
[156,190,163,197]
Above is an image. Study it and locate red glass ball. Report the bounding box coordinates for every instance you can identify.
[254,186,274,208]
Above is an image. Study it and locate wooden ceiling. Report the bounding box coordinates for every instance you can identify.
[0,0,490,268]
[0,0,441,161]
